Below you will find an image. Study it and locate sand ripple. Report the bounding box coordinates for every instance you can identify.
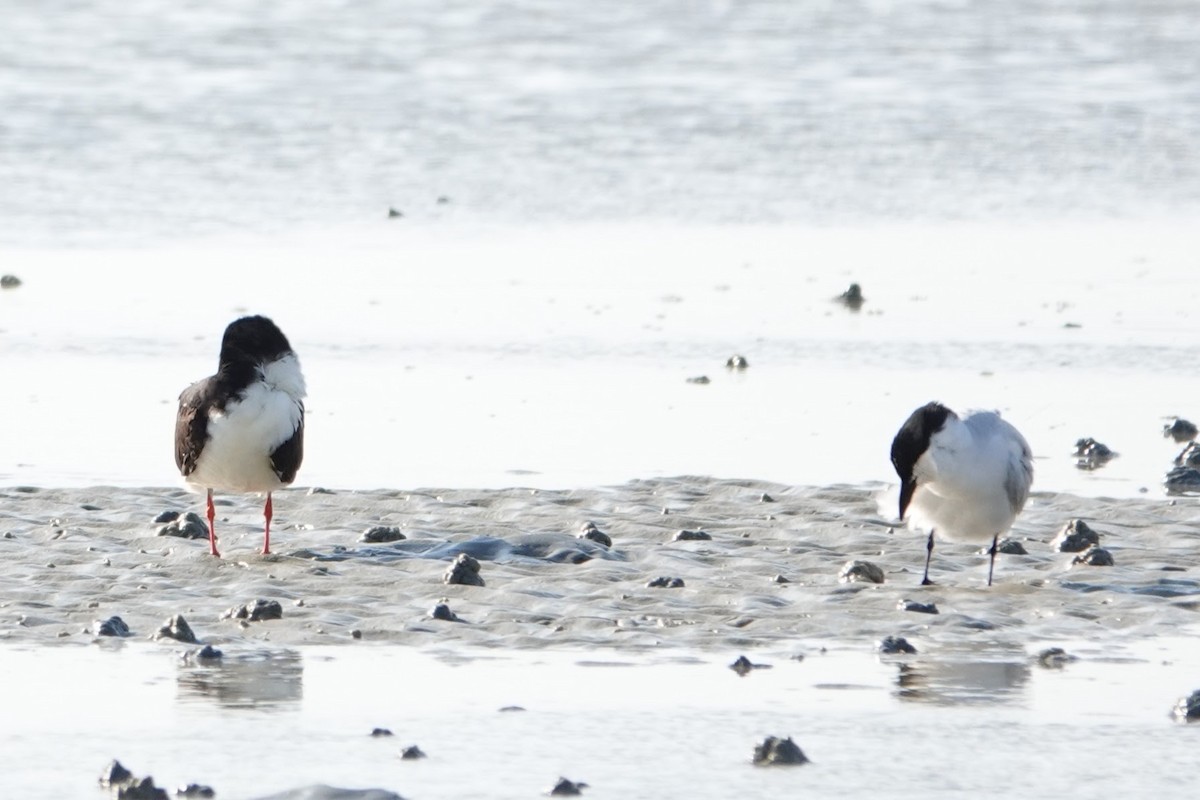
[2,478,1199,653]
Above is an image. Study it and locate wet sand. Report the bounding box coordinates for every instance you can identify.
[5,478,1199,654]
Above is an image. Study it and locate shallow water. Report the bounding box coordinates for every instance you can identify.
[2,222,1198,497]
[4,4,1200,797]
[4,1,1200,244]
[4,639,1200,800]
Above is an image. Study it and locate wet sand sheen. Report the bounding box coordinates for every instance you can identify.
[5,478,1200,799]
[4,478,1200,653]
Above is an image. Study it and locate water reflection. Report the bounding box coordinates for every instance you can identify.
[176,649,304,709]
[892,648,1031,706]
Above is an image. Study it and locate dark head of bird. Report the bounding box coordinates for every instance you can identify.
[219,315,293,368]
[890,401,955,520]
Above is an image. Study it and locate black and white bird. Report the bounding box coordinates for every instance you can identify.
[890,402,1033,586]
[174,315,306,557]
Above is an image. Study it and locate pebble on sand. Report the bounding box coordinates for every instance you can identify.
[117,776,169,800]
[361,526,406,543]
[878,636,917,655]
[838,560,885,584]
[897,599,939,615]
[685,375,711,384]
[93,615,131,637]
[370,728,394,737]
[837,282,865,310]
[673,529,712,542]
[99,760,134,788]
[578,521,612,547]
[153,614,198,644]
[0,274,21,289]
[155,512,208,540]
[647,576,685,588]
[1171,690,1200,722]
[430,601,462,622]
[979,538,1027,556]
[444,553,485,586]
[752,735,809,766]
[1074,437,1117,470]
[1071,546,1115,567]
[184,644,223,662]
[1035,647,1076,669]
[1164,466,1200,495]
[1163,418,1199,443]
[547,777,589,796]
[725,355,749,370]
[176,784,216,798]
[730,655,772,676]
[1175,441,1200,468]
[1051,519,1100,553]
[399,745,427,760]
[222,599,284,622]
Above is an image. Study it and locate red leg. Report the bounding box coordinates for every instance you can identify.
[262,492,273,555]
[206,488,221,557]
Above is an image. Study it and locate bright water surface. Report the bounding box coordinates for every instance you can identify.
[3,0,1200,245]
[4,640,1200,800]
[3,4,1200,798]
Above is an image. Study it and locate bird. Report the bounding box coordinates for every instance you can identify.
[890,401,1033,586]
[174,315,306,557]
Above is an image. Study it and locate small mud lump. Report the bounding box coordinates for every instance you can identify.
[878,636,918,655]
[444,553,485,586]
[1175,442,1200,468]
[117,777,168,800]
[1164,418,1199,443]
[981,538,1027,556]
[191,645,223,661]
[94,616,131,637]
[752,735,809,766]
[547,777,588,796]
[725,354,749,370]
[1165,466,1200,495]
[154,614,198,644]
[361,525,407,543]
[838,560,885,584]
[156,512,209,540]
[1071,546,1115,567]
[1036,647,1075,669]
[897,599,939,614]
[222,598,283,622]
[1172,689,1200,722]
[578,521,611,547]
[99,760,133,788]
[430,602,461,622]
[1074,437,1117,470]
[837,282,865,310]
[730,655,771,676]
[1051,519,1100,553]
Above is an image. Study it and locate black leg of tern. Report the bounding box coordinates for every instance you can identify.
[986,533,999,587]
[921,530,935,586]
